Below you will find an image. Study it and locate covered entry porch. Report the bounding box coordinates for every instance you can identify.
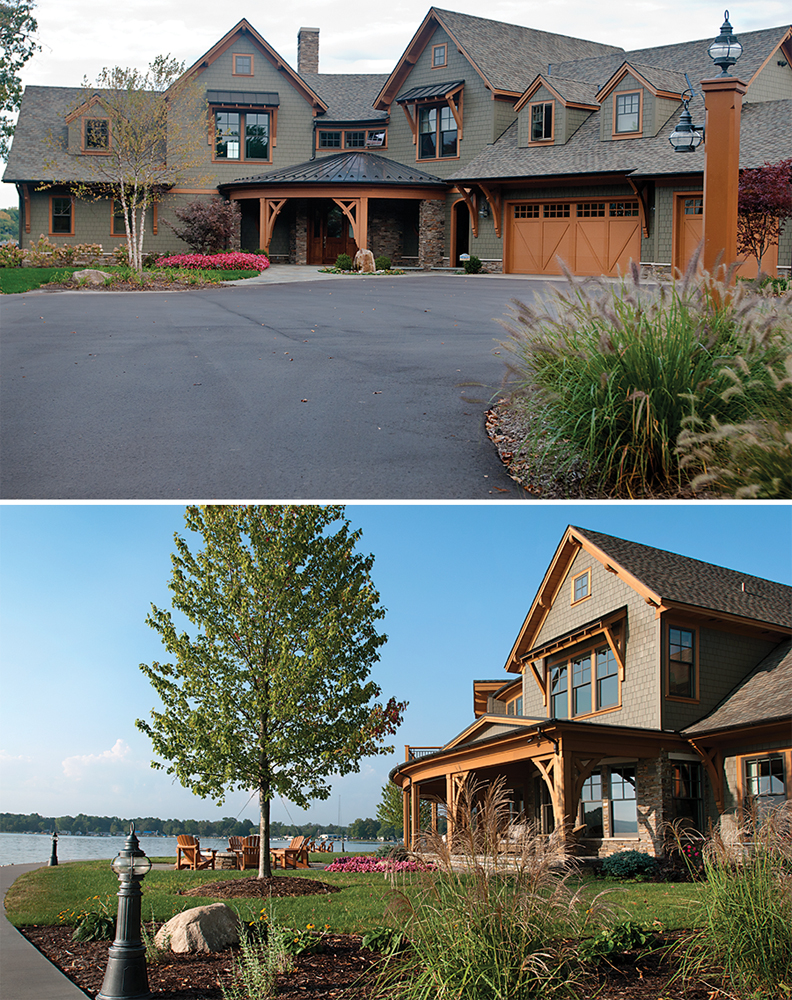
[220,151,447,266]
[392,719,690,858]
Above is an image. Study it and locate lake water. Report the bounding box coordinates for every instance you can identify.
[0,832,383,866]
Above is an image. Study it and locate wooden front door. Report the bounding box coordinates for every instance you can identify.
[308,201,358,264]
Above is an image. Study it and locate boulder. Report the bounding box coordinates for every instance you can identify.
[155,903,240,953]
[353,248,376,273]
[72,269,113,285]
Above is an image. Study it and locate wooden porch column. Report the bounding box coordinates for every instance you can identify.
[410,781,420,849]
[402,785,410,849]
[430,800,438,835]
[445,773,454,845]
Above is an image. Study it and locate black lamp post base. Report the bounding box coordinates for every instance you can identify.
[97,943,151,1000]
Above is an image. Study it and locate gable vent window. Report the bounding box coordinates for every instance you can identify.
[84,118,110,150]
[615,92,640,133]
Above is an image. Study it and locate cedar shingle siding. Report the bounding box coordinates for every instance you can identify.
[4,9,791,273]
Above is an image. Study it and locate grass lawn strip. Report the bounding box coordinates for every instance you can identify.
[0,266,260,294]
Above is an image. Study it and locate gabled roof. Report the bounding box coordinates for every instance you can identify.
[683,639,792,736]
[515,75,599,112]
[219,150,447,187]
[596,62,689,101]
[505,526,792,672]
[375,6,622,108]
[549,24,792,91]
[179,18,327,112]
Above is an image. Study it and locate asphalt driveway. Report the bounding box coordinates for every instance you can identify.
[1,273,554,499]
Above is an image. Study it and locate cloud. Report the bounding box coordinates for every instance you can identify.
[62,739,131,779]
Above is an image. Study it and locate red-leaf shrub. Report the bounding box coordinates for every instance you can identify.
[155,252,270,271]
[165,197,241,254]
[323,856,435,873]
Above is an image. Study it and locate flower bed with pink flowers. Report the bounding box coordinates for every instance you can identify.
[154,252,270,271]
[323,856,435,873]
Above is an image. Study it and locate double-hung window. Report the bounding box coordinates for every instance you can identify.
[215,109,270,161]
[50,196,73,235]
[667,625,696,699]
[548,636,620,719]
[610,766,638,835]
[615,92,641,134]
[744,754,787,818]
[418,102,458,159]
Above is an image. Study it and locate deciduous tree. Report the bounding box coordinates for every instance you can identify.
[137,505,406,877]
[164,196,241,254]
[0,0,38,160]
[737,158,792,273]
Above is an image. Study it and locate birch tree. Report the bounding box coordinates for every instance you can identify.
[137,505,406,878]
[65,57,207,271]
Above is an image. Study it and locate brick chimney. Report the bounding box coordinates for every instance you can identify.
[298,28,319,75]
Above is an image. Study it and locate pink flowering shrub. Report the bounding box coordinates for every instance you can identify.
[154,252,270,271]
[324,856,435,873]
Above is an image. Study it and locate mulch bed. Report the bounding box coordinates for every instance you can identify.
[179,876,342,899]
[21,923,722,1000]
[42,276,229,291]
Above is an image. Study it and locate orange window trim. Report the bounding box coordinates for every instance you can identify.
[210,107,277,163]
[571,568,592,605]
[315,127,388,151]
[414,90,463,163]
[233,53,254,76]
[49,194,74,237]
[735,748,792,824]
[612,90,643,139]
[545,637,623,720]
[431,44,447,69]
[664,620,700,703]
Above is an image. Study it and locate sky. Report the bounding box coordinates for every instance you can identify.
[1,0,789,207]
[0,503,790,830]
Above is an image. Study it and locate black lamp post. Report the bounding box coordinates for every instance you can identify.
[707,10,743,75]
[48,830,58,866]
[97,823,152,1000]
[668,93,704,153]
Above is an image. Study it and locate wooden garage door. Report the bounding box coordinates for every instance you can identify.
[508,200,640,276]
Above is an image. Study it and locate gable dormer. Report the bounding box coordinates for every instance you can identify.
[64,94,112,156]
[596,62,687,140]
[515,76,598,147]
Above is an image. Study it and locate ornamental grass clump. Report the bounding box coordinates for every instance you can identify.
[680,801,792,999]
[499,254,791,496]
[378,777,603,1000]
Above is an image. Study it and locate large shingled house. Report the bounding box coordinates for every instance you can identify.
[4,9,791,275]
[391,526,791,855]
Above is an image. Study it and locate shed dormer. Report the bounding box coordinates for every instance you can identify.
[515,76,598,147]
[596,63,687,140]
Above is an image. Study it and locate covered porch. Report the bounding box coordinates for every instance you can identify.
[393,720,691,858]
[220,150,448,266]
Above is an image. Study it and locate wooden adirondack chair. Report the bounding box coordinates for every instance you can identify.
[175,834,216,870]
[241,834,260,870]
[228,836,246,869]
[270,835,310,870]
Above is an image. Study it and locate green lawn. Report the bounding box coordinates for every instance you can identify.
[0,266,260,294]
[4,860,705,936]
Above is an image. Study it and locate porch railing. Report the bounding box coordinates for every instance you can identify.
[405,745,442,761]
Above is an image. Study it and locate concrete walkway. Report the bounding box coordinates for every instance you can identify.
[1,864,89,1000]
[221,263,573,286]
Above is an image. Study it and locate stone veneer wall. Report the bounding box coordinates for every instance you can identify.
[369,203,404,263]
[418,199,445,268]
[294,203,308,264]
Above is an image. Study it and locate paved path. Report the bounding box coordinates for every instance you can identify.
[1,271,562,499]
[1,864,88,1000]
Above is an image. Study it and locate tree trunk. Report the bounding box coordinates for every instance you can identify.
[259,785,272,878]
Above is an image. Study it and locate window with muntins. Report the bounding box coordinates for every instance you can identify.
[667,626,696,699]
[580,773,604,837]
[610,765,638,835]
[506,695,524,716]
[233,54,253,75]
[615,92,640,133]
[51,196,72,234]
[215,110,270,161]
[84,118,110,150]
[744,754,787,817]
[418,102,458,159]
[432,44,447,68]
[572,569,591,603]
[530,102,553,142]
[672,762,703,831]
[548,639,619,719]
[317,128,386,150]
